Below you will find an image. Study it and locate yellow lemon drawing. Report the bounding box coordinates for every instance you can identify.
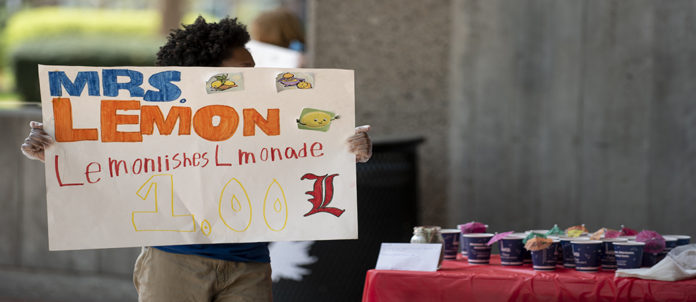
[300,111,332,128]
[297,81,312,89]
[297,108,337,132]
[218,81,237,90]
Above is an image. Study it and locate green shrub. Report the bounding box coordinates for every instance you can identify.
[4,7,216,100]
[11,34,163,102]
[3,7,156,67]
[0,7,215,65]
[3,7,214,61]
[5,7,159,45]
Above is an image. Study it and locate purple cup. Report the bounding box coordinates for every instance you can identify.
[560,237,588,268]
[441,229,460,260]
[457,225,468,257]
[614,241,645,269]
[523,249,532,264]
[642,252,660,267]
[663,236,679,252]
[513,232,532,264]
[546,236,562,266]
[657,237,678,263]
[572,240,602,272]
[555,240,564,266]
[600,238,628,270]
[463,233,494,265]
[500,235,525,266]
[459,234,468,257]
[531,240,560,271]
[664,235,691,246]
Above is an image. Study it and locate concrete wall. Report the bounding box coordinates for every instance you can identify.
[0,108,138,302]
[448,0,696,238]
[310,0,696,239]
[308,0,453,225]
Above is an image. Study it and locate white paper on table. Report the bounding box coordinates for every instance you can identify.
[375,243,442,272]
[615,244,696,281]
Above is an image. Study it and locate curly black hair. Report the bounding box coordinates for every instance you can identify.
[156,16,250,67]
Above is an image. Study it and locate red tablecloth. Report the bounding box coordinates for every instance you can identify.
[362,255,696,302]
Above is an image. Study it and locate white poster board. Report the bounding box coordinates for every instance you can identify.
[39,65,356,251]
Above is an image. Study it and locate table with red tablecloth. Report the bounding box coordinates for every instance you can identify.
[362,255,696,302]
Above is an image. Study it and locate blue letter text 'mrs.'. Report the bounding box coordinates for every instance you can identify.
[48,69,181,102]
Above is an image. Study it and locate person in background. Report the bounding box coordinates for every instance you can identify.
[250,7,306,52]
[20,16,372,302]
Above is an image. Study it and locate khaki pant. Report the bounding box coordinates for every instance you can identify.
[133,247,273,302]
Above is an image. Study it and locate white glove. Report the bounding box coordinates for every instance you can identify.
[348,125,372,163]
[20,121,54,162]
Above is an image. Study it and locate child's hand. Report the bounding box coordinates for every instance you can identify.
[348,125,372,163]
[20,121,54,162]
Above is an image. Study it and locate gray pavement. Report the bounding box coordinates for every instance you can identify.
[0,266,136,302]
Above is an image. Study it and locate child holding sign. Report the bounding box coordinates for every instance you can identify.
[21,16,372,302]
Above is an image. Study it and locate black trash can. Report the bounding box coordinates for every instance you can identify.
[272,138,423,302]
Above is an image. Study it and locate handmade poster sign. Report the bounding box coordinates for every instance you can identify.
[38,65,356,251]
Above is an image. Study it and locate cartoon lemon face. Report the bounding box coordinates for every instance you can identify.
[300,111,332,128]
[282,72,295,79]
[297,108,338,132]
[297,81,312,89]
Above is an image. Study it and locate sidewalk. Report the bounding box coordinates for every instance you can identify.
[0,266,136,302]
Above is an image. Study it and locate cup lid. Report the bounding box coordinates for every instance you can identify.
[572,240,602,244]
[462,233,495,238]
[602,238,628,242]
[441,229,460,233]
[560,236,589,241]
[614,241,645,246]
[664,235,691,239]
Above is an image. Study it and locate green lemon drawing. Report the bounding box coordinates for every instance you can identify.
[296,108,339,132]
